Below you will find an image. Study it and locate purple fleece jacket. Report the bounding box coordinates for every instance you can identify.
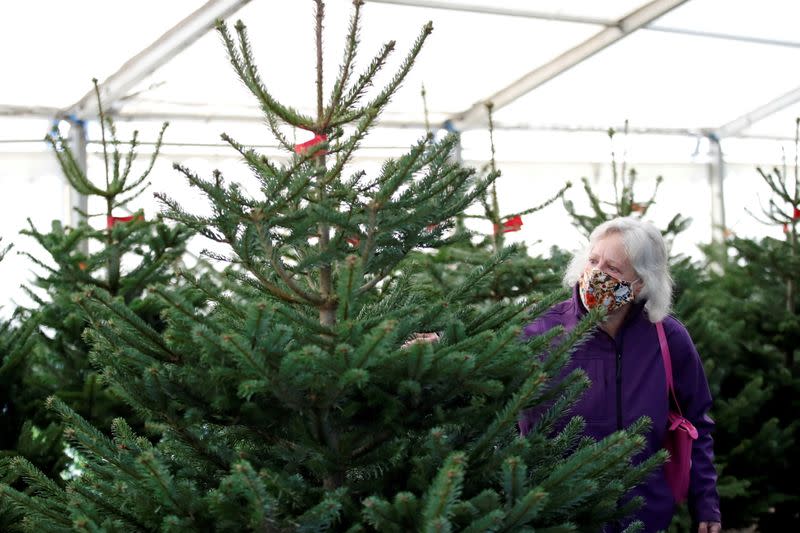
[519,286,720,532]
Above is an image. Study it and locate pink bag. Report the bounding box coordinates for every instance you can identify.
[656,322,698,504]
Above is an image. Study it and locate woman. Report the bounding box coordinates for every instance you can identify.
[519,217,721,532]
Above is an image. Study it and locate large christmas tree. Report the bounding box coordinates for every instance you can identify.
[1,3,659,530]
[0,81,194,487]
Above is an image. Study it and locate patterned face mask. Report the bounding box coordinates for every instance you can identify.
[579,268,636,314]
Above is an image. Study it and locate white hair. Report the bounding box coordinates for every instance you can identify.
[563,217,673,323]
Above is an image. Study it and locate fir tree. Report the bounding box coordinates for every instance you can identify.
[563,123,691,245]
[0,240,43,526]
[416,103,572,304]
[670,121,800,530]
[1,3,659,531]
[4,81,194,481]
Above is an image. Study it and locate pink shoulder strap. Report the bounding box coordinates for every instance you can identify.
[656,321,683,415]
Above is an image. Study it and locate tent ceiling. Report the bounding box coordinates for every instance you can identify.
[3,0,800,142]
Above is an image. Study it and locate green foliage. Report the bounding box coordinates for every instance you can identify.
[669,241,798,530]
[415,243,571,305]
[0,82,195,488]
[412,104,572,304]
[0,240,45,526]
[669,124,800,529]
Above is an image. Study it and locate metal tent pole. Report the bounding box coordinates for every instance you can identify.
[62,0,252,119]
[707,133,726,264]
[65,118,90,258]
[447,0,689,130]
[66,118,89,229]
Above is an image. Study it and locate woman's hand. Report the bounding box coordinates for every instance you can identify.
[698,522,721,533]
[401,332,440,348]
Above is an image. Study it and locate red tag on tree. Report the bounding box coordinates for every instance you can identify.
[630,202,646,214]
[294,134,328,156]
[494,215,523,234]
[793,207,800,220]
[107,214,144,228]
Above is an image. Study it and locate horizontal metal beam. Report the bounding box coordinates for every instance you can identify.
[62,108,708,136]
[647,25,800,48]
[7,102,798,142]
[0,104,710,137]
[5,132,800,147]
[0,104,60,117]
[62,0,252,119]
[717,85,800,137]
[369,0,800,49]
[366,0,612,25]
[447,0,689,130]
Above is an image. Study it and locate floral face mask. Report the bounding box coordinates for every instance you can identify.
[579,268,637,314]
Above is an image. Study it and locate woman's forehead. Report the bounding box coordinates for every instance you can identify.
[590,234,631,264]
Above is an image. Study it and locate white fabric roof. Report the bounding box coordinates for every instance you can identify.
[3,0,800,144]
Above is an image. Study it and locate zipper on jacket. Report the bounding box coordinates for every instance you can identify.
[614,333,625,431]
[615,349,623,431]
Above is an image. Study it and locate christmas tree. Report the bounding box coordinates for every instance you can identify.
[670,122,800,530]
[563,123,691,245]
[1,3,659,530]
[1,81,194,483]
[0,239,44,526]
[414,103,572,304]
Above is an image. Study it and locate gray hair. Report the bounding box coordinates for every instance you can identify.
[564,217,673,322]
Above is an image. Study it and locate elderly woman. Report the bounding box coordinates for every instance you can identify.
[519,217,720,533]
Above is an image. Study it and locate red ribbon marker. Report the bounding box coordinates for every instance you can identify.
[294,134,328,156]
[793,207,800,220]
[630,202,646,214]
[107,214,144,228]
[494,215,523,234]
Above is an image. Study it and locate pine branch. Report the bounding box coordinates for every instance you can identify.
[314,0,325,121]
[502,487,548,531]
[336,41,395,117]
[220,20,315,130]
[256,225,324,305]
[421,452,466,529]
[504,182,572,219]
[356,22,433,124]
[325,0,363,125]
[78,287,181,362]
[294,489,346,532]
[119,121,169,195]
[45,134,106,197]
[324,108,379,186]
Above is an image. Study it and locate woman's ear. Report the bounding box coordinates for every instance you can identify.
[633,278,645,298]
